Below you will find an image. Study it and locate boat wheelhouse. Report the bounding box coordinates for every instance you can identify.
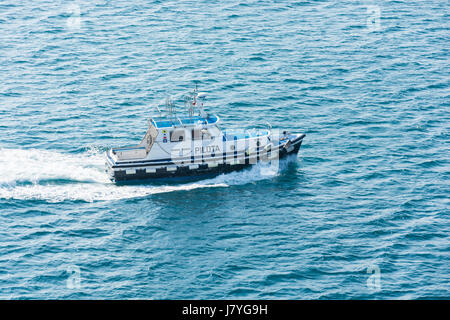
[105,88,305,182]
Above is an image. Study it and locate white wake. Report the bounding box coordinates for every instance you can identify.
[0,147,287,203]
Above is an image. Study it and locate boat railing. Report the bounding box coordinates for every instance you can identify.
[149,114,218,128]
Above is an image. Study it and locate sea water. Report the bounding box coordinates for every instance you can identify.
[0,0,448,299]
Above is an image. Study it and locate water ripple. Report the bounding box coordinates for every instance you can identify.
[0,0,448,299]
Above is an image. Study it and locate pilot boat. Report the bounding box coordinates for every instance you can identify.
[105,88,305,182]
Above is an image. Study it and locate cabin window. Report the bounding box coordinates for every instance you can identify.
[170,129,187,142]
[192,128,212,140]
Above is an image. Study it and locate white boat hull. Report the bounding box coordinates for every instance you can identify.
[106,133,305,183]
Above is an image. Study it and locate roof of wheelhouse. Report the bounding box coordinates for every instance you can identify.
[151,114,219,129]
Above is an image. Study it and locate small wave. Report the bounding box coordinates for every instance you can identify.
[200,155,297,186]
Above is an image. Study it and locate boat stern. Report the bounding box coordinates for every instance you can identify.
[105,149,117,181]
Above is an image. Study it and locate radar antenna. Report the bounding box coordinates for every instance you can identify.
[183,85,208,119]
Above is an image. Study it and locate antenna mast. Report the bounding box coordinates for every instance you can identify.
[165,97,175,123]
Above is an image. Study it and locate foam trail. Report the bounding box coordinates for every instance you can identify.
[0,148,293,203]
[199,154,297,186]
[0,147,108,186]
[0,183,228,203]
[200,161,277,186]
[0,148,228,203]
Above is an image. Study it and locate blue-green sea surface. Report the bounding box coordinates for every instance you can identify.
[0,0,449,299]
